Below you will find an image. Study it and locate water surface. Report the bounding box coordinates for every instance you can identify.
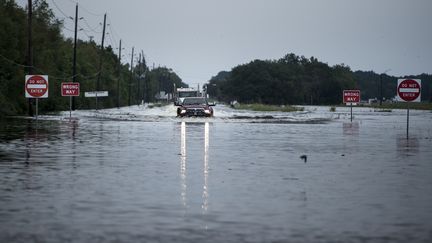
[0,105,431,242]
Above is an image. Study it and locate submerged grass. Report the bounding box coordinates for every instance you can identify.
[233,103,304,112]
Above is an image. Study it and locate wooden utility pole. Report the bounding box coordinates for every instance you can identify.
[128,47,134,106]
[72,3,78,110]
[137,52,141,104]
[141,50,146,102]
[96,13,106,110]
[27,0,33,116]
[117,39,122,108]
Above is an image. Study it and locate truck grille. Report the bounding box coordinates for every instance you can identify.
[185,108,206,116]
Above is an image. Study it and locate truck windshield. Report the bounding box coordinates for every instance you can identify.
[182,98,206,105]
[178,91,198,98]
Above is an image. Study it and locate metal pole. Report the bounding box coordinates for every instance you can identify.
[36,98,38,121]
[350,103,353,122]
[406,105,410,140]
[69,96,72,118]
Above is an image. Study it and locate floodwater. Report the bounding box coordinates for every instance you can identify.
[0,105,431,242]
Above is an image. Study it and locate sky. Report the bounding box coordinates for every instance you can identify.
[17,0,432,87]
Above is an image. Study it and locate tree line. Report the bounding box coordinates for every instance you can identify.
[0,0,187,116]
[207,53,431,105]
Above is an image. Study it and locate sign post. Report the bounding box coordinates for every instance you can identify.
[397,79,421,139]
[343,90,360,122]
[61,82,80,118]
[84,91,109,110]
[25,75,49,120]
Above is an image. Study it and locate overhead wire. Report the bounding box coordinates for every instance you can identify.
[25,0,151,79]
[50,0,72,20]
[62,25,75,32]
[82,17,102,33]
[0,52,76,80]
[0,52,29,68]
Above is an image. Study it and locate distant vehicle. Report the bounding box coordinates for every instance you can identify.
[174,88,201,105]
[176,97,215,117]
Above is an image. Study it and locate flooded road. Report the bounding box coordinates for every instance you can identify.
[0,105,431,242]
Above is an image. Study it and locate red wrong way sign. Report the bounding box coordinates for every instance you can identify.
[61,82,80,96]
[343,90,360,104]
[25,75,48,98]
[397,79,421,102]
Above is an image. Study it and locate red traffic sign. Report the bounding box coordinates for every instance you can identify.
[343,90,360,104]
[61,82,80,96]
[397,79,421,102]
[25,75,48,98]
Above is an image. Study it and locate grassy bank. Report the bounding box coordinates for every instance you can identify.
[232,103,304,112]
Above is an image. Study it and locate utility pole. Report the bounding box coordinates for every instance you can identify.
[379,69,391,106]
[141,50,147,102]
[96,13,106,110]
[128,47,134,106]
[137,52,141,104]
[117,39,122,108]
[27,0,33,117]
[72,3,78,110]
[379,74,383,105]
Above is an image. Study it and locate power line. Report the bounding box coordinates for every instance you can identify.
[0,52,29,68]
[50,0,72,20]
[107,32,118,50]
[0,52,101,81]
[62,24,75,32]
[63,0,104,16]
[82,17,102,33]
[106,16,122,43]
[78,3,104,17]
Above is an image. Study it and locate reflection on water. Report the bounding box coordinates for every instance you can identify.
[203,122,209,213]
[396,135,419,156]
[342,122,359,136]
[180,122,187,208]
[179,122,210,215]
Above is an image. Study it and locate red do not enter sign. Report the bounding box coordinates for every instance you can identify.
[397,79,421,102]
[25,75,48,98]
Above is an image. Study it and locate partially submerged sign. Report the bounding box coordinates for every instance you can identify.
[343,89,360,122]
[25,75,48,98]
[397,79,421,102]
[84,91,108,97]
[396,79,421,139]
[343,90,360,105]
[61,82,80,96]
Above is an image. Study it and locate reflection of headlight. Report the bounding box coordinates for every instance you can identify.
[180,109,187,114]
[204,109,211,114]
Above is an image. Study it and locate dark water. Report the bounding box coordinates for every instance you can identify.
[0,106,431,242]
